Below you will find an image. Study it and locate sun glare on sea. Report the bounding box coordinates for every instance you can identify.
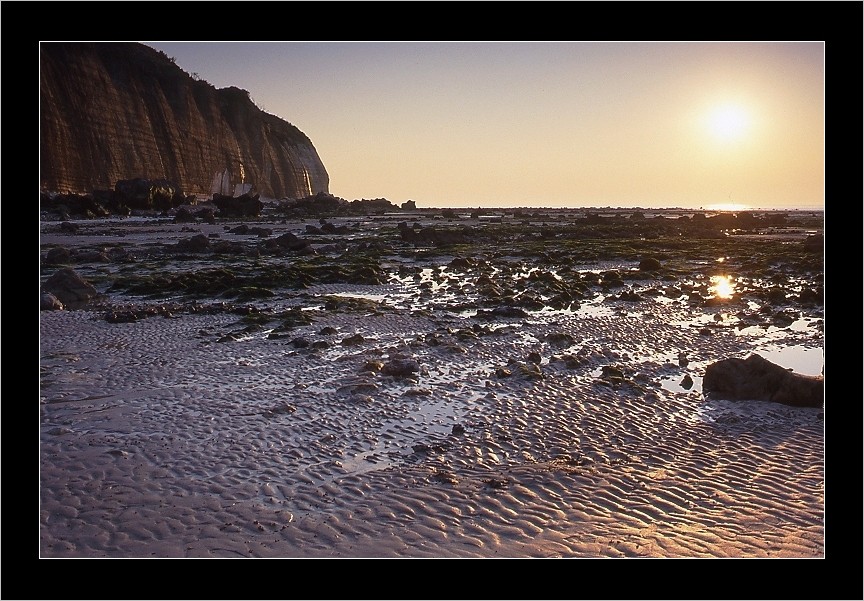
[709,275,736,299]
[705,203,749,212]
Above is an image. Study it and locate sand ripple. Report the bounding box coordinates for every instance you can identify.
[40,300,823,557]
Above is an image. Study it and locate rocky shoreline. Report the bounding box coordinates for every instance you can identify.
[39,207,824,557]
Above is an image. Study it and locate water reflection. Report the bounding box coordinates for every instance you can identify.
[709,275,735,299]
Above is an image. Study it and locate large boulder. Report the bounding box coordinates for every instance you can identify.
[42,268,99,306]
[212,192,263,217]
[703,354,823,407]
[115,178,186,211]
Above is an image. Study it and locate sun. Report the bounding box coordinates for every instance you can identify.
[706,103,750,143]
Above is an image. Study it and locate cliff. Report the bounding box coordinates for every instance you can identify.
[40,42,329,200]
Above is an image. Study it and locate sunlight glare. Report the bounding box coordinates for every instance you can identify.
[706,104,750,142]
[709,275,735,299]
[705,203,749,212]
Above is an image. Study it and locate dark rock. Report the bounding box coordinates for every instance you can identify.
[798,288,822,304]
[766,287,787,303]
[198,208,216,224]
[44,247,71,265]
[115,178,185,211]
[703,354,823,407]
[264,232,312,253]
[177,234,210,252]
[210,241,245,254]
[45,192,110,218]
[75,250,111,263]
[382,357,421,378]
[639,257,662,271]
[601,365,625,380]
[802,233,823,251]
[361,360,386,373]
[475,306,531,319]
[43,268,98,305]
[41,292,64,311]
[173,207,197,223]
[251,227,273,238]
[212,192,263,217]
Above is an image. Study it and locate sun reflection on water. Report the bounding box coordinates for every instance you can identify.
[709,275,735,299]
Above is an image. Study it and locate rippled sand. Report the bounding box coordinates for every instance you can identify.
[40,295,824,558]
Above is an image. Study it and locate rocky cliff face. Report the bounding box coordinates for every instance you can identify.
[40,42,329,200]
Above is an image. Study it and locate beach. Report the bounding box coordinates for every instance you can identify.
[39,208,824,558]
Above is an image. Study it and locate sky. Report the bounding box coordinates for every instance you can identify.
[145,41,824,210]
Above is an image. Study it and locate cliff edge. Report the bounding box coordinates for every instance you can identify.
[40,42,329,200]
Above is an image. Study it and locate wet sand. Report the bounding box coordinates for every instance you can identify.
[40,295,823,558]
[39,211,824,558]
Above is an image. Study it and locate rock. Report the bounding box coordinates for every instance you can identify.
[177,234,210,252]
[212,192,263,217]
[475,306,531,319]
[382,357,420,378]
[264,232,312,253]
[173,207,197,223]
[545,332,575,347]
[504,360,543,380]
[340,333,365,346]
[337,381,379,396]
[802,233,823,250]
[601,365,625,380]
[639,257,662,271]
[42,268,98,306]
[198,208,216,224]
[41,292,64,311]
[75,250,111,263]
[115,178,185,211]
[44,247,71,265]
[361,360,385,373]
[703,354,823,407]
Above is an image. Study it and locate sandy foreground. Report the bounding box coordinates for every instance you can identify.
[39,214,824,559]
[39,298,823,559]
